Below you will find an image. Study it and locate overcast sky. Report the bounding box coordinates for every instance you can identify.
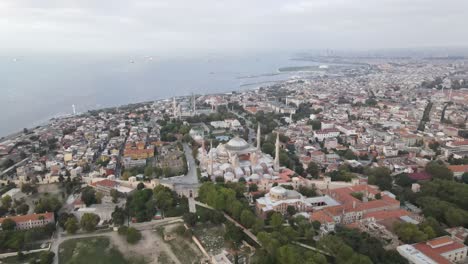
[1,0,467,55]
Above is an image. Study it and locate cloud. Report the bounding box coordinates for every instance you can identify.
[0,0,467,54]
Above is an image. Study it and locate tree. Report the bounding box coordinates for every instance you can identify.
[154,186,174,211]
[249,184,258,192]
[144,166,154,177]
[183,212,197,227]
[137,182,145,190]
[35,196,62,213]
[112,206,126,226]
[310,120,321,130]
[262,142,275,156]
[122,171,131,180]
[306,162,320,178]
[270,212,283,230]
[343,149,358,160]
[65,217,79,234]
[395,173,415,187]
[252,218,265,234]
[393,222,428,243]
[39,251,55,264]
[16,204,29,215]
[462,172,468,184]
[224,222,243,263]
[298,185,317,197]
[1,195,12,209]
[425,161,453,180]
[126,227,142,244]
[80,213,100,232]
[81,187,97,206]
[366,167,392,191]
[110,189,120,203]
[286,205,296,216]
[1,218,16,230]
[240,209,256,228]
[95,192,104,204]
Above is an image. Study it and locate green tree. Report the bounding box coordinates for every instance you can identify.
[154,185,174,211]
[1,218,16,230]
[393,222,428,243]
[425,161,453,180]
[35,196,62,213]
[224,222,243,264]
[1,195,12,209]
[144,166,154,177]
[16,204,29,215]
[277,245,301,264]
[306,161,320,178]
[462,172,468,184]
[286,205,297,217]
[112,206,126,226]
[261,142,275,156]
[270,212,283,230]
[366,167,392,191]
[80,213,100,232]
[39,251,55,264]
[126,227,142,244]
[310,119,321,130]
[81,187,97,206]
[110,189,120,203]
[65,217,79,234]
[240,210,256,228]
[183,212,197,227]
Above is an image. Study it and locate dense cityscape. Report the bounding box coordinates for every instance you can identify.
[0,55,467,264]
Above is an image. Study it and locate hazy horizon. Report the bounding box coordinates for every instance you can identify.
[1,0,468,55]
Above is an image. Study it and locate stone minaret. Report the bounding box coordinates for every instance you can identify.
[274,132,280,171]
[172,97,177,118]
[257,124,261,150]
[209,140,214,175]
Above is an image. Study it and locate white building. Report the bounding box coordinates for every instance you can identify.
[397,236,468,264]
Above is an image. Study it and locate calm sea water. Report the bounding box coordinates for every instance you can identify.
[0,52,316,137]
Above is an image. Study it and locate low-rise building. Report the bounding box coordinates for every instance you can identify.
[397,236,468,264]
[0,212,55,230]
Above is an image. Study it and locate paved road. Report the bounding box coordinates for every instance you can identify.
[159,143,198,185]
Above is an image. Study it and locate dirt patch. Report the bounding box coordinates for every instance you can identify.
[109,229,180,264]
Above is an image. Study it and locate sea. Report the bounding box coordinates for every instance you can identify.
[0,52,320,137]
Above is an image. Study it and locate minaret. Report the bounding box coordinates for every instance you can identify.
[72,104,76,115]
[172,97,177,118]
[209,140,214,175]
[274,132,280,171]
[256,124,261,150]
[201,140,206,163]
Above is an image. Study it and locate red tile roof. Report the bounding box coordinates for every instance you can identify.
[92,179,118,188]
[408,172,432,181]
[448,165,468,173]
[413,236,466,264]
[364,209,410,221]
[0,212,54,224]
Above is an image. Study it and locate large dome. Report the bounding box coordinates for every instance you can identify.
[225,137,250,151]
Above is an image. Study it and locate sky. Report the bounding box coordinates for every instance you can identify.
[1,0,468,55]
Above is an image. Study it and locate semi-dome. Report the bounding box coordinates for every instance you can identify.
[225,137,250,151]
[270,186,287,195]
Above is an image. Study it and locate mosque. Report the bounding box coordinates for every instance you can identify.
[198,125,281,182]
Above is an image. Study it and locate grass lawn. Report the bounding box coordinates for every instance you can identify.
[58,237,139,264]
[166,237,203,264]
[0,251,43,264]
